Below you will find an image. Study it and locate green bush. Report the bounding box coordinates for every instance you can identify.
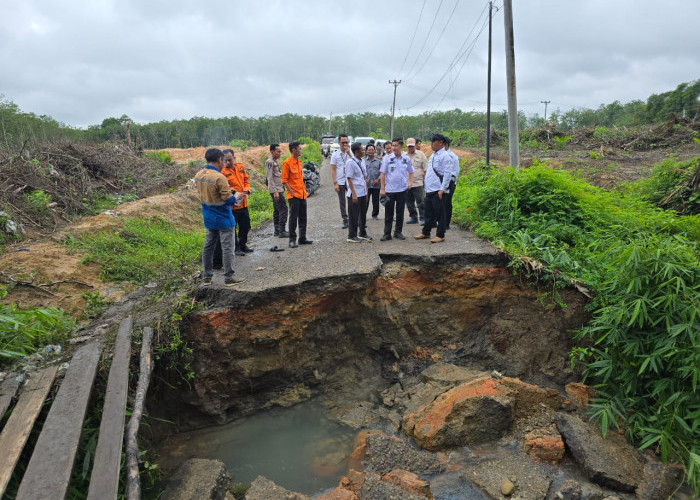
[229,139,257,151]
[247,189,273,229]
[26,189,52,212]
[146,150,172,165]
[300,141,323,166]
[0,285,76,364]
[297,136,315,145]
[453,163,700,493]
[628,157,699,215]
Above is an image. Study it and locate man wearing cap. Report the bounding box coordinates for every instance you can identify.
[330,134,351,229]
[414,134,451,243]
[443,138,460,230]
[405,137,427,225]
[379,138,414,241]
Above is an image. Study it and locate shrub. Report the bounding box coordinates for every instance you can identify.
[628,157,700,215]
[300,142,323,166]
[146,151,172,165]
[297,136,315,145]
[25,189,52,212]
[453,163,700,493]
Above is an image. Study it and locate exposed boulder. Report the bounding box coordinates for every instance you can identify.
[161,458,230,500]
[359,474,431,500]
[244,475,310,500]
[522,424,565,463]
[554,412,644,492]
[358,431,447,476]
[635,458,685,500]
[380,470,434,499]
[464,448,552,499]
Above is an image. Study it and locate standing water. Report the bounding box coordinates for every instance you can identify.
[158,401,357,496]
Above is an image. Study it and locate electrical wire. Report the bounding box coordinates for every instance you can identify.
[395,0,428,80]
[399,0,445,80]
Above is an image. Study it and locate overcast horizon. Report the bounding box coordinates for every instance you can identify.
[1,0,699,129]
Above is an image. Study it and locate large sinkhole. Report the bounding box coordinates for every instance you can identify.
[147,256,591,497]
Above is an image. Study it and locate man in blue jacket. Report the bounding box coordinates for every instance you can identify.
[194,148,246,286]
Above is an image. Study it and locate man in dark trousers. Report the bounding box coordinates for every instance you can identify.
[379,138,414,241]
[265,143,289,238]
[282,141,313,248]
[222,149,253,256]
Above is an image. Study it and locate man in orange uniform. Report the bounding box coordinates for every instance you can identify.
[222,149,253,256]
[281,141,312,248]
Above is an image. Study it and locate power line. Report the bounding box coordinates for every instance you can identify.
[396,0,428,79]
[405,3,490,110]
[403,0,461,82]
[400,0,445,80]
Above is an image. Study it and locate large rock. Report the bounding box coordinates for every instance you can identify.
[359,431,446,476]
[635,458,685,500]
[380,470,433,499]
[523,424,565,463]
[161,458,230,500]
[244,475,310,500]
[555,412,644,492]
[465,449,552,500]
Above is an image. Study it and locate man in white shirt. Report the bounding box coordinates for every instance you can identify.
[414,134,452,243]
[379,139,414,241]
[346,142,372,243]
[330,134,351,229]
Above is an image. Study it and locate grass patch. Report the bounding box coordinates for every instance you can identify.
[248,189,273,229]
[66,216,204,285]
[0,285,76,365]
[453,160,700,494]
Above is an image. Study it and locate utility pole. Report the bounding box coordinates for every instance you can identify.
[503,0,520,170]
[328,112,333,134]
[389,80,401,140]
[541,100,550,121]
[486,1,493,166]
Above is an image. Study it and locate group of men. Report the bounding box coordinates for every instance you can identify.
[194,141,312,285]
[331,134,459,243]
[194,133,459,285]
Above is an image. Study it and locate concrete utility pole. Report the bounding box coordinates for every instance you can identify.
[328,112,333,134]
[541,100,550,121]
[503,0,520,170]
[486,1,493,166]
[389,80,401,140]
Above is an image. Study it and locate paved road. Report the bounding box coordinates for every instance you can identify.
[215,158,499,291]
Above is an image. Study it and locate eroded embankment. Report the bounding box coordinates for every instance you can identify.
[148,254,588,431]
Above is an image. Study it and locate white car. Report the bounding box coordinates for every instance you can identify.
[353,137,375,148]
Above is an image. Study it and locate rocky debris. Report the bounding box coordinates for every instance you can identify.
[380,470,433,499]
[635,458,685,500]
[244,475,310,500]
[500,478,515,495]
[522,424,565,463]
[554,479,582,499]
[554,412,644,492]
[359,474,431,500]
[353,430,446,476]
[419,362,486,386]
[464,448,552,500]
[316,487,360,500]
[161,458,230,500]
[565,382,595,409]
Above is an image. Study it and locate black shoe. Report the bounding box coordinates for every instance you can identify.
[274,231,280,237]
[371,215,379,220]
[406,218,418,224]
[347,237,361,243]
[342,222,348,229]
[358,234,373,241]
[278,231,290,238]
[235,250,245,256]
[393,232,406,240]
[241,246,254,253]
[289,241,298,248]
[380,234,392,241]
[298,239,313,245]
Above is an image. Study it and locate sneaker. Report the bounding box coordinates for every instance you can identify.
[224,277,246,286]
[241,246,254,253]
[347,237,361,243]
[358,234,373,241]
[235,249,246,256]
[202,276,212,285]
[380,234,392,241]
[393,233,406,240]
[430,236,445,243]
[371,215,379,220]
[278,231,290,238]
[419,219,425,225]
[342,222,349,229]
[406,218,418,224]
[289,241,298,248]
[298,239,313,245]
[414,233,428,239]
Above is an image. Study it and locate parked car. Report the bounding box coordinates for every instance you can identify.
[353,137,375,148]
[330,135,354,155]
[320,135,335,158]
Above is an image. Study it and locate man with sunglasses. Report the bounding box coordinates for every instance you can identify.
[330,134,351,229]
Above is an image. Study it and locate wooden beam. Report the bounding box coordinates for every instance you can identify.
[0,374,21,422]
[0,366,58,497]
[87,317,133,500]
[16,341,102,500]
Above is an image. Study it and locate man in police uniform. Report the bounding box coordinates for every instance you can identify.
[379,138,414,241]
[330,134,351,229]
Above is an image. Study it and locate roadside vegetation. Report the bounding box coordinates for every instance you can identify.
[452,156,700,494]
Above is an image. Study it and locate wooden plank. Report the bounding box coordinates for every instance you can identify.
[0,374,20,421]
[0,366,58,497]
[16,341,102,500]
[87,317,133,500]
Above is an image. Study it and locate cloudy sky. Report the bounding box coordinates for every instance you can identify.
[1,0,698,128]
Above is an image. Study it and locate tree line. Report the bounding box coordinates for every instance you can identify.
[1,80,697,151]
